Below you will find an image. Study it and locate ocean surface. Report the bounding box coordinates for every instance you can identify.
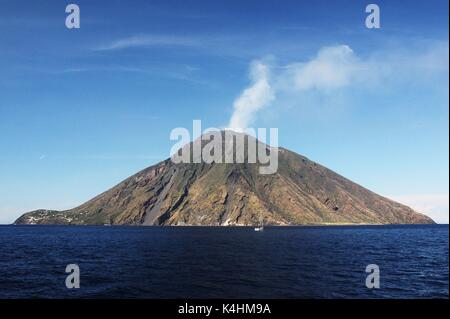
[0,224,448,299]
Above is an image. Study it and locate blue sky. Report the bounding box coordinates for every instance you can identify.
[0,0,448,223]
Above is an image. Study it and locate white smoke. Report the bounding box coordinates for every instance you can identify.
[227,43,448,130]
[227,45,359,130]
[283,45,360,91]
[228,61,275,130]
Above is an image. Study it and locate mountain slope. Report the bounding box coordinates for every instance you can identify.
[15,132,434,225]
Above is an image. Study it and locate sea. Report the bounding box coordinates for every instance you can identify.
[0,224,447,299]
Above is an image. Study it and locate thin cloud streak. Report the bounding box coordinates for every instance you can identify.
[22,64,215,87]
[94,34,203,51]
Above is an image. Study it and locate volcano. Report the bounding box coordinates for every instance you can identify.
[15,131,434,226]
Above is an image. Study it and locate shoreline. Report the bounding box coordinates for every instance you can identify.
[4,223,445,227]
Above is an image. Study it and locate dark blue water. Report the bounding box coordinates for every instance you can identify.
[0,224,447,299]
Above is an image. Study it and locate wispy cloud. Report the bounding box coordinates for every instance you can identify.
[91,32,310,59]
[227,42,449,130]
[25,63,214,87]
[279,45,364,91]
[56,155,166,160]
[391,194,449,224]
[94,34,202,51]
[227,45,365,130]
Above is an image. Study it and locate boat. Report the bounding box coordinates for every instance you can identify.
[254,216,264,231]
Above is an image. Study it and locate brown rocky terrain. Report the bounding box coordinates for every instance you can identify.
[15,131,434,226]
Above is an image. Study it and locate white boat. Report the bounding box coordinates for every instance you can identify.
[254,216,264,231]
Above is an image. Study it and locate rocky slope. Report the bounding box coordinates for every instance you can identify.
[15,132,434,226]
